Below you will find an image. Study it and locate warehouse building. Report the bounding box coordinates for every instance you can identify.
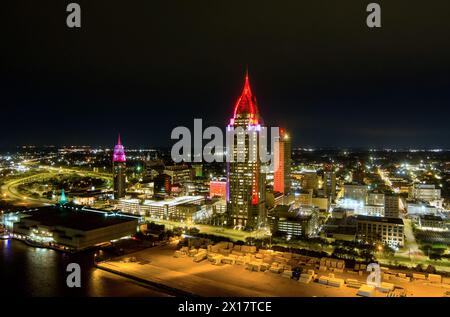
[11,205,138,251]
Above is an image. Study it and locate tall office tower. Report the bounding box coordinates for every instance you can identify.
[274,128,291,195]
[113,134,127,199]
[384,193,400,218]
[323,163,336,202]
[226,71,266,230]
[302,171,319,191]
[352,161,365,184]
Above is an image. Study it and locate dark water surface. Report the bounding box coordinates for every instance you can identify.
[0,239,169,297]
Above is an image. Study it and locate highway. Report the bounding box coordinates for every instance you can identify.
[1,165,112,208]
[147,218,271,241]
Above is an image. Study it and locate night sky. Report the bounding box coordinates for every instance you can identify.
[1,0,450,149]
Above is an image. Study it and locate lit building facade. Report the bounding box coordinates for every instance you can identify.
[226,72,266,229]
[164,165,192,184]
[209,180,227,199]
[142,196,204,220]
[113,134,126,199]
[301,171,319,191]
[418,214,446,230]
[323,164,336,202]
[409,184,441,202]
[274,128,291,195]
[11,205,138,251]
[384,194,400,218]
[356,215,404,247]
[272,207,320,238]
[117,196,205,221]
[343,183,367,203]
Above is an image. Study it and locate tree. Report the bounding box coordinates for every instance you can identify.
[425,265,436,274]
[382,245,396,260]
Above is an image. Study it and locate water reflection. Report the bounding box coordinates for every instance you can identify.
[0,239,168,297]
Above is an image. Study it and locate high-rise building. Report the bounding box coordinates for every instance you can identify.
[301,171,319,191]
[384,193,400,218]
[352,161,365,184]
[113,134,126,199]
[323,164,336,202]
[226,71,266,229]
[164,165,192,185]
[154,173,171,196]
[274,128,291,195]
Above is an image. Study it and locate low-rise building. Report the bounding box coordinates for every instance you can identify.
[363,204,384,217]
[323,215,357,242]
[11,205,138,251]
[409,184,441,202]
[407,201,438,216]
[164,165,193,185]
[296,189,313,206]
[418,214,447,230]
[343,183,368,204]
[367,191,385,206]
[142,195,205,220]
[117,198,142,214]
[356,215,404,247]
[272,206,320,238]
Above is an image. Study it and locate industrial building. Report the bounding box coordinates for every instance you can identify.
[10,205,138,251]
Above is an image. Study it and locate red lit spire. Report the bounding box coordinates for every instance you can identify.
[117,133,122,146]
[232,69,260,124]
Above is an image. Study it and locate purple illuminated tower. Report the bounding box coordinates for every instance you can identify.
[113,134,126,199]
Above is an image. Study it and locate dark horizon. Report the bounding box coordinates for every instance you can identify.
[2,0,450,149]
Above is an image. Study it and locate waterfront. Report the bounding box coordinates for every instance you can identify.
[0,239,170,297]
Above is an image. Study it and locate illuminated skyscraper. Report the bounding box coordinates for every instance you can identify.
[274,128,291,195]
[384,193,400,218]
[113,134,126,199]
[226,71,266,229]
[323,163,336,202]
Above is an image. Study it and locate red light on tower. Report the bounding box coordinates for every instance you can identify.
[230,69,260,126]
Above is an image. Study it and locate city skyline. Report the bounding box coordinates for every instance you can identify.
[3,0,450,304]
[2,62,450,149]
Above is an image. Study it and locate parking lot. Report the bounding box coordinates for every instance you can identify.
[97,243,450,297]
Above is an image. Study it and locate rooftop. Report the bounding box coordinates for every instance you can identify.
[142,195,204,207]
[19,205,136,231]
[419,214,443,221]
[355,215,404,225]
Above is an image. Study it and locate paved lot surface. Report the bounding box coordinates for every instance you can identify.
[98,245,450,297]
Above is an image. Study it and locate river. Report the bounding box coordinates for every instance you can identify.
[0,239,170,297]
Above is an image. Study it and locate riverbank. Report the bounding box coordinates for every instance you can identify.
[0,239,171,296]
